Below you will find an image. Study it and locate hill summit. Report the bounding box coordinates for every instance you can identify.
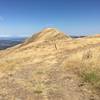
[26,28,70,43]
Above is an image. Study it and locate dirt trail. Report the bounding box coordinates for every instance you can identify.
[0,44,100,100]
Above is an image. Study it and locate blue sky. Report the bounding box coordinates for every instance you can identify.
[0,0,100,37]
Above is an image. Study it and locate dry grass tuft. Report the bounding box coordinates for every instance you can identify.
[64,47,100,92]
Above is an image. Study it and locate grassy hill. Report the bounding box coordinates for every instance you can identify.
[0,28,100,100]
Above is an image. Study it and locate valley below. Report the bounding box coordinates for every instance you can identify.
[0,37,25,50]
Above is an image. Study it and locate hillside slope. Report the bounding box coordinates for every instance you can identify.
[0,28,100,100]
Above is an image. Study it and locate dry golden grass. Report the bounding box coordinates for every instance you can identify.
[63,46,100,92]
[0,28,100,100]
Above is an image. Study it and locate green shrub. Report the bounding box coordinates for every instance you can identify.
[83,71,99,83]
[82,70,100,90]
